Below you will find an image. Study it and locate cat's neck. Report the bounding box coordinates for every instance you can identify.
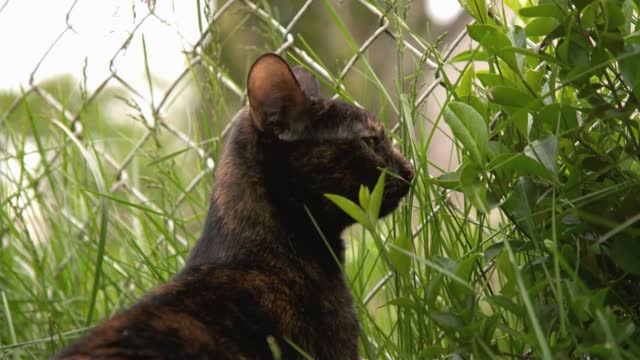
[184,111,345,273]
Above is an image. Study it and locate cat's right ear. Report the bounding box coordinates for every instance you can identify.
[247,53,306,134]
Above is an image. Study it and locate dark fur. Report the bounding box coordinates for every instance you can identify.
[53,54,414,360]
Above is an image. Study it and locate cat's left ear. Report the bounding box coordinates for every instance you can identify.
[247,53,307,135]
[292,66,320,97]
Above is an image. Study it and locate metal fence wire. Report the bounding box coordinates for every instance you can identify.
[0,1,488,355]
[4,2,640,358]
[1,0,473,248]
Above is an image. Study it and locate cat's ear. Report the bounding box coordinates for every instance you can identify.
[292,66,320,97]
[247,53,306,133]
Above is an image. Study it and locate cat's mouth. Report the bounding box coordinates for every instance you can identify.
[378,181,411,217]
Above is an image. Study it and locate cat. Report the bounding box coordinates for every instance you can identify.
[53,53,414,359]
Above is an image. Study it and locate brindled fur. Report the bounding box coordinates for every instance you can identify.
[53,53,414,360]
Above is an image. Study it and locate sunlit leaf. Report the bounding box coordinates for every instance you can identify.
[443,101,489,167]
[325,194,369,228]
[525,17,560,37]
[467,24,519,71]
[368,171,386,224]
[524,135,558,174]
[460,163,489,213]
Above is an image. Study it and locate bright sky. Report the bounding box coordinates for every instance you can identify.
[426,0,463,25]
[0,0,202,93]
[0,0,462,93]
[0,0,462,244]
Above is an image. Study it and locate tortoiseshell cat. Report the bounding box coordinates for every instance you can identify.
[54,53,414,359]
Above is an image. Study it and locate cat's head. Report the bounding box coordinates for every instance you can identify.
[246,53,413,226]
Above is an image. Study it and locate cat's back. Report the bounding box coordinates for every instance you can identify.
[51,53,412,360]
[52,263,358,360]
[53,265,284,360]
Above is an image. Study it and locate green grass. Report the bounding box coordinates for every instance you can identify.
[2,1,640,359]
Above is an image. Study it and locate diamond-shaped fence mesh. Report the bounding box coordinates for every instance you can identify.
[0,0,474,353]
[4,2,640,358]
[1,0,470,245]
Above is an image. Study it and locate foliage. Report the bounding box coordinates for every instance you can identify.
[450,0,640,357]
[1,1,639,359]
[334,0,640,358]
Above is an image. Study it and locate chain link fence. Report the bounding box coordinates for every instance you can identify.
[1,0,472,245]
[0,1,476,353]
[5,2,640,358]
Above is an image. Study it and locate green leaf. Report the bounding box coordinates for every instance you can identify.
[525,69,545,93]
[524,135,558,174]
[452,253,481,296]
[619,44,640,98]
[557,33,592,68]
[502,46,561,64]
[539,103,578,133]
[460,163,489,213]
[390,233,412,278]
[418,347,449,358]
[601,32,625,54]
[489,86,543,111]
[525,17,560,36]
[591,288,609,310]
[519,3,565,19]
[611,237,640,275]
[488,152,553,180]
[573,0,594,10]
[622,0,634,32]
[325,194,369,228]
[604,0,626,31]
[1,291,17,346]
[385,297,423,312]
[430,311,465,329]
[436,171,461,190]
[456,65,474,98]
[467,24,519,71]
[456,253,481,280]
[484,242,504,262]
[571,295,590,321]
[425,274,444,307]
[459,0,487,22]
[467,95,489,121]
[503,0,523,12]
[486,295,524,315]
[509,24,527,48]
[477,72,520,89]
[358,185,370,211]
[502,177,538,240]
[450,49,491,63]
[368,171,386,224]
[509,25,527,70]
[443,101,489,167]
[581,1,598,27]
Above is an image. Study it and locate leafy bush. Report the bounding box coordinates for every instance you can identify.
[335,0,640,358]
[1,1,639,359]
[459,1,640,357]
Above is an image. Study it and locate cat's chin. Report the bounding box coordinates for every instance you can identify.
[379,198,404,218]
[378,183,410,217]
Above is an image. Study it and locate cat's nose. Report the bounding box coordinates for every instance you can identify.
[400,162,415,182]
[406,166,415,180]
[389,146,414,182]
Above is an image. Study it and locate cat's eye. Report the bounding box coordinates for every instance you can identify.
[362,136,377,149]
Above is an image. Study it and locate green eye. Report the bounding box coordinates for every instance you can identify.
[362,136,377,148]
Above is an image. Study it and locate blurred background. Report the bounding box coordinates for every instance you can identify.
[0,0,469,247]
[0,0,471,356]
[4,1,639,358]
